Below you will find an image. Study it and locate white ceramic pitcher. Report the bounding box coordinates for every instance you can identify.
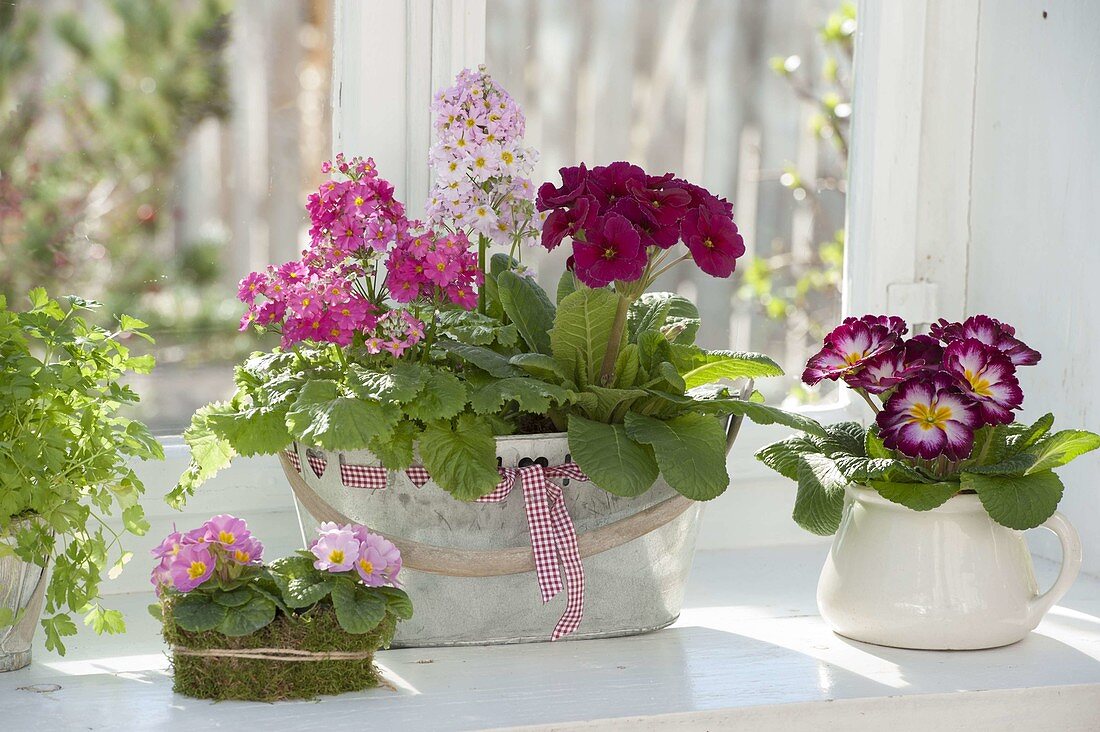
[817,486,1082,650]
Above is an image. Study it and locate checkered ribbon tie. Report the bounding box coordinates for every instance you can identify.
[284,447,588,640]
[477,463,588,640]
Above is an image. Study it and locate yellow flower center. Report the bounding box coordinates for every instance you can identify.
[329,549,345,564]
[359,559,374,575]
[187,561,207,580]
[218,530,235,544]
[907,402,953,430]
[964,369,993,397]
[703,238,714,248]
[354,195,365,206]
[301,297,311,306]
[234,550,250,563]
[843,350,867,365]
[501,150,514,164]
[475,156,487,168]
[603,247,616,260]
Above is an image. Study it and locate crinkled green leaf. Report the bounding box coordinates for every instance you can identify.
[681,351,783,388]
[402,371,468,422]
[418,415,500,500]
[550,288,618,387]
[497,270,556,355]
[216,595,276,636]
[509,353,568,383]
[793,453,847,536]
[206,404,292,457]
[471,377,571,415]
[624,412,729,500]
[438,340,523,378]
[348,362,428,403]
[1024,430,1100,474]
[567,415,659,497]
[963,470,1064,530]
[870,480,959,511]
[172,593,227,632]
[376,586,414,620]
[287,380,399,451]
[368,420,419,470]
[628,292,700,345]
[556,270,578,305]
[331,581,387,634]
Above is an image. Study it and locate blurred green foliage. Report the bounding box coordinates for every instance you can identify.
[742,1,854,401]
[0,0,234,347]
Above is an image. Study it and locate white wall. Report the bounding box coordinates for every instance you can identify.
[965,1,1100,574]
[851,0,1100,574]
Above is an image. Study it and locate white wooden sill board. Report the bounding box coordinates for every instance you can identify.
[5,545,1100,731]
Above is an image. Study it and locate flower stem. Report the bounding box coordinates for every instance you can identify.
[599,293,632,386]
[855,387,881,415]
[477,234,489,314]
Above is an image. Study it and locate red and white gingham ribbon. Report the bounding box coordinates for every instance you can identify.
[475,463,587,640]
[284,447,588,639]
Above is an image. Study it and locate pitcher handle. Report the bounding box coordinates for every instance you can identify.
[1027,511,1083,624]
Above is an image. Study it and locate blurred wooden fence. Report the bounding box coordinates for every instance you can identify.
[485,0,844,376]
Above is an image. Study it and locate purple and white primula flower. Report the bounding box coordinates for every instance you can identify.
[942,339,1024,424]
[802,317,904,385]
[876,375,981,460]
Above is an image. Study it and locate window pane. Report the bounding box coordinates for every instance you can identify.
[0,1,333,433]
[486,0,850,405]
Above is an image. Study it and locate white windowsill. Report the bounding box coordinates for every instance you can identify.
[7,545,1100,731]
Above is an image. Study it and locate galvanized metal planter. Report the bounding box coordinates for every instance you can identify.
[283,395,748,647]
[1,519,49,672]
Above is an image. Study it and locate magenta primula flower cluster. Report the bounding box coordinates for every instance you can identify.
[310,522,402,587]
[804,314,1041,461]
[426,66,541,249]
[237,155,481,350]
[150,514,264,595]
[386,230,483,310]
[536,162,745,288]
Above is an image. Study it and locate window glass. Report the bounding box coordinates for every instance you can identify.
[486,0,851,405]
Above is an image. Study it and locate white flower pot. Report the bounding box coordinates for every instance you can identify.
[817,486,1082,650]
[1,519,50,672]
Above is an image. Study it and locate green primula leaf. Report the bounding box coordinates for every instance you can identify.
[436,310,518,347]
[206,404,292,457]
[471,377,571,415]
[368,420,419,471]
[755,433,824,481]
[681,351,784,388]
[579,385,648,423]
[217,595,276,637]
[418,416,501,500]
[171,402,237,507]
[567,415,659,497]
[268,571,334,609]
[438,340,523,378]
[962,470,1064,530]
[1017,414,1055,446]
[349,362,428,403]
[614,343,641,389]
[628,292,701,345]
[550,288,618,386]
[697,396,827,437]
[556,270,579,304]
[497,270,556,355]
[865,426,893,459]
[818,422,866,456]
[402,371,468,422]
[331,581,388,634]
[172,593,228,632]
[1024,430,1100,474]
[376,586,414,620]
[490,253,520,279]
[793,453,848,536]
[509,353,568,383]
[869,480,960,511]
[624,412,729,500]
[211,586,254,607]
[287,380,399,451]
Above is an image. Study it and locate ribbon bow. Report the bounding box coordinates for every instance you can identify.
[476,463,587,640]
